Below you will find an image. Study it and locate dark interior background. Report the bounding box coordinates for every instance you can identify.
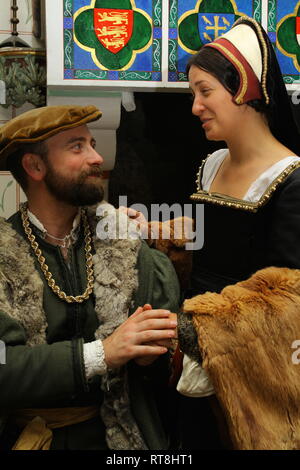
[108,91,300,210]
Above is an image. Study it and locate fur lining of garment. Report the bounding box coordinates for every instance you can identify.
[90,204,147,450]
[183,266,300,450]
[0,217,46,346]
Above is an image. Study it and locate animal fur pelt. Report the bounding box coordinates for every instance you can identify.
[147,217,193,289]
[182,266,300,450]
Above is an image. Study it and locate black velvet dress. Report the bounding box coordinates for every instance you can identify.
[191,158,300,296]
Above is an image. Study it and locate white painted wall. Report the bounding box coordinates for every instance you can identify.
[0,0,46,218]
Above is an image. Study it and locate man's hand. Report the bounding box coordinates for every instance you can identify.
[134,304,177,367]
[102,305,177,369]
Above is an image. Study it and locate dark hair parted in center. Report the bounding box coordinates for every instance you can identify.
[187,47,267,115]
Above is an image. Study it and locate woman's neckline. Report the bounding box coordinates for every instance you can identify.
[206,150,300,201]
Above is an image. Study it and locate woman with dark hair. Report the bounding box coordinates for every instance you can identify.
[123,16,300,450]
[173,16,300,450]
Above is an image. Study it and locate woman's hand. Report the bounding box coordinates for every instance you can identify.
[118,206,149,238]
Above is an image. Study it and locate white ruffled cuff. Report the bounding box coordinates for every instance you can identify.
[83,340,107,379]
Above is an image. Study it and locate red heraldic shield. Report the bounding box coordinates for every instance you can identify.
[297,17,300,47]
[94,8,134,54]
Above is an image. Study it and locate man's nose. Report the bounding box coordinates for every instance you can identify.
[89,147,104,165]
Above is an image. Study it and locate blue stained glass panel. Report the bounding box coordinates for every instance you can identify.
[169,0,261,83]
[64,0,163,82]
[272,0,300,83]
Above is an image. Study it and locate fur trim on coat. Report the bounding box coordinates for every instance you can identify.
[0,217,46,346]
[183,266,300,450]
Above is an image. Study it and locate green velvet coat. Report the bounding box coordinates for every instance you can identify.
[0,207,180,450]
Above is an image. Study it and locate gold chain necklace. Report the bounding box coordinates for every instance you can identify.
[20,203,94,304]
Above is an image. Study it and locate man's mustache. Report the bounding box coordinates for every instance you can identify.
[82,167,103,178]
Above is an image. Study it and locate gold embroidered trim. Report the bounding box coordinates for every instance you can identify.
[190,161,300,213]
[233,16,269,105]
[195,154,211,192]
[20,203,94,303]
[211,43,248,105]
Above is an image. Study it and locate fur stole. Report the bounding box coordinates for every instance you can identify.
[0,204,147,450]
[183,266,300,450]
[147,217,193,289]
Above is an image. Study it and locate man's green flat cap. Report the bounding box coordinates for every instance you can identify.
[0,105,102,170]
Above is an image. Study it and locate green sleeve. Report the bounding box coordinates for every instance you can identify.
[128,243,181,449]
[133,241,181,313]
[0,312,86,408]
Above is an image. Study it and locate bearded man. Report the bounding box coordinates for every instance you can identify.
[0,105,180,451]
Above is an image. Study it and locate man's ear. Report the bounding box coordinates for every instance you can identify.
[22,153,46,182]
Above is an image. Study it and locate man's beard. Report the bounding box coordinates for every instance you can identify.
[44,163,104,207]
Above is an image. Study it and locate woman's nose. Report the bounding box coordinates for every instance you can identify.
[192,96,205,116]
